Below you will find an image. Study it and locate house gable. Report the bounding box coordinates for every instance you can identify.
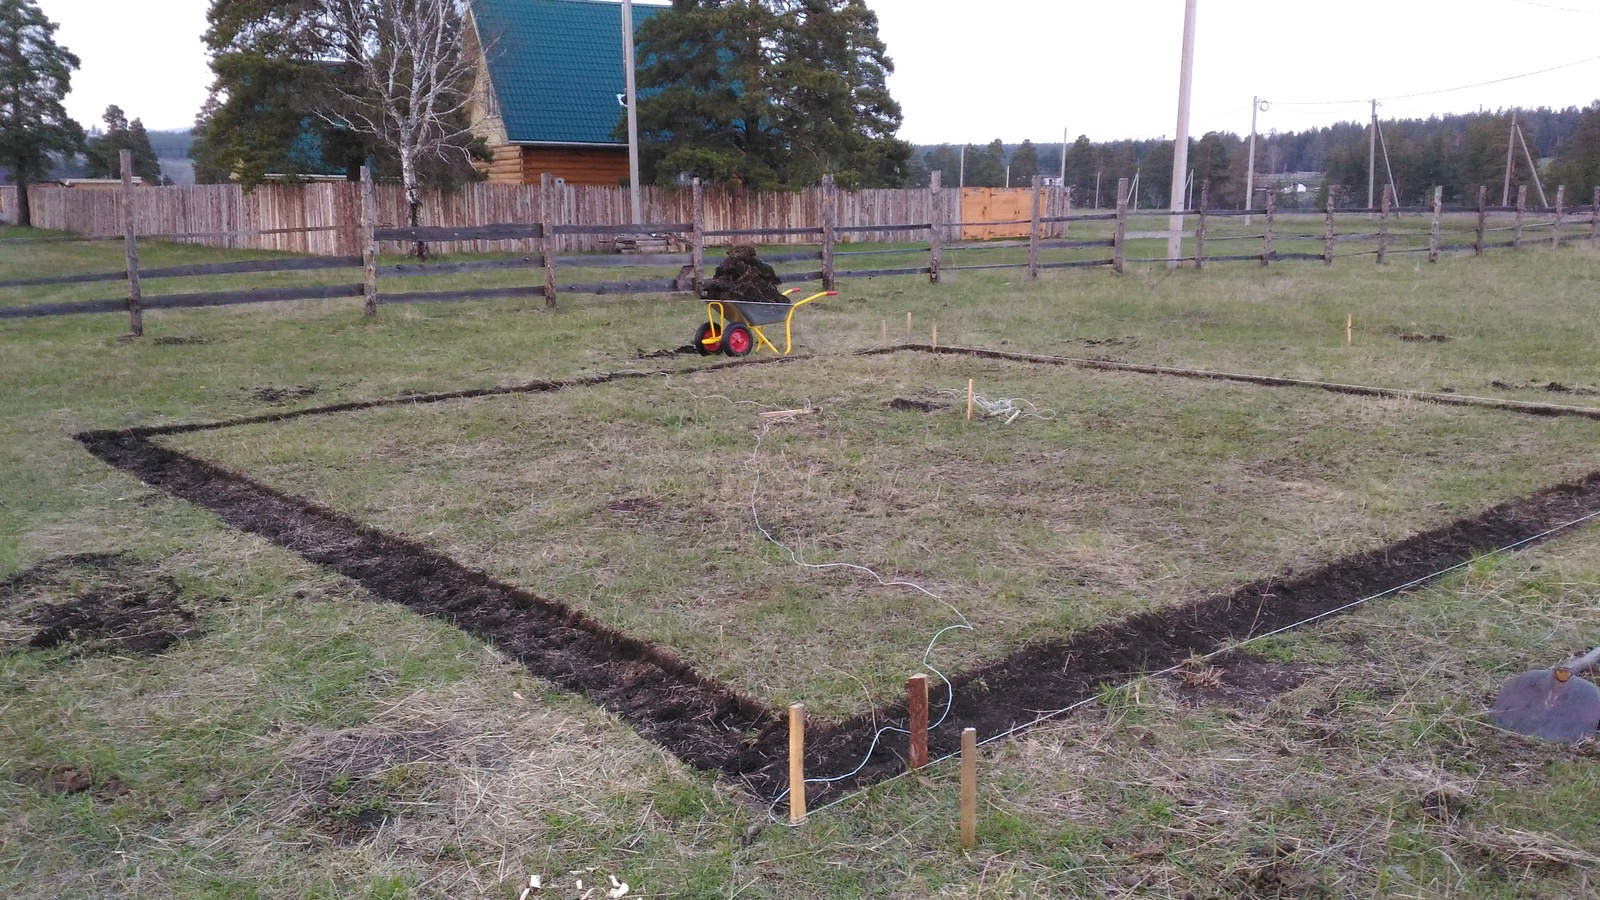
[469,0,663,147]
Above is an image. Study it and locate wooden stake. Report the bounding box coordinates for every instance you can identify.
[1346,314,1352,345]
[905,311,912,338]
[931,320,937,349]
[907,674,929,769]
[881,318,887,346]
[789,703,806,824]
[965,379,974,421]
[959,727,977,850]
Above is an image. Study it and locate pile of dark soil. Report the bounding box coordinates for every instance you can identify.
[702,245,789,304]
[0,553,204,657]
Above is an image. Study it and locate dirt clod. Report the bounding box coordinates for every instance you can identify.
[1171,653,1309,707]
[1399,333,1450,343]
[248,385,320,404]
[888,397,942,412]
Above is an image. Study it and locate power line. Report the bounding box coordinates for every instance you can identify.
[1507,0,1600,15]
[1273,51,1600,107]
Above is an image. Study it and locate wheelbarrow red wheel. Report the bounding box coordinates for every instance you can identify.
[694,321,721,355]
[723,323,754,357]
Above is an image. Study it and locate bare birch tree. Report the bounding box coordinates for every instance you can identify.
[315,0,478,258]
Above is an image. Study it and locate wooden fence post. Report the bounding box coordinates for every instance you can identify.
[1194,180,1208,270]
[540,173,558,308]
[1514,184,1526,250]
[691,177,705,295]
[360,165,378,316]
[929,170,942,284]
[1474,184,1487,256]
[1591,186,1599,249]
[1063,185,1072,241]
[1027,175,1041,281]
[1377,185,1391,265]
[820,174,836,291]
[1551,184,1565,248]
[959,727,977,850]
[789,703,806,825]
[907,673,929,769]
[1323,186,1336,267]
[1260,188,1274,267]
[120,149,143,337]
[1112,177,1129,274]
[1428,185,1443,263]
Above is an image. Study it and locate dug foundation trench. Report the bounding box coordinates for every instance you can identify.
[73,346,1600,805]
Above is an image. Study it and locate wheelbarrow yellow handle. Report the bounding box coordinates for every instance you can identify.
[773,290,835,354]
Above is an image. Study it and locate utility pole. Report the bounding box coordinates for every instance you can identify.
[1368,99,1377,210]
[959,144,966,189]
[1166,0,1199,268]
[1059,126,1068,188]
[622,0,642,224]
[1503,109,1517,207]
[1246,97,1265,224]
[1095,170,1101,209]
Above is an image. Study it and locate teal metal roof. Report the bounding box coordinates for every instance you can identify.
[470,0,662,146]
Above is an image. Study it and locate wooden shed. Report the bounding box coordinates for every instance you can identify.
[467,0,662,187]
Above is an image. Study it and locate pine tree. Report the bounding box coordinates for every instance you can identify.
[1550,102,1600,201]
[632,0,910,189]
[84,105,164,183]
[1010,139,1039,184]
[0,0,83,226]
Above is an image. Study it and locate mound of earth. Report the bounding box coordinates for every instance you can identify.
[702,244,789,304]
[0,553,204,657]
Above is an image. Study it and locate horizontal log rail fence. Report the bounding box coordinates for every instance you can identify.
[4,161,1597,338]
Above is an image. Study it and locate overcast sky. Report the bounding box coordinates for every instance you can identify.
[37,0,1600,144]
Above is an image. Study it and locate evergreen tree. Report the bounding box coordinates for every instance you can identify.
[1009,139,1038,185]
[84,105,164,183]
[0,0,83,226]
[1551,102,1600,201]
[632,0,910,189]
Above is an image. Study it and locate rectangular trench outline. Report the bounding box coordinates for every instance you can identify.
[73,347,1600,803]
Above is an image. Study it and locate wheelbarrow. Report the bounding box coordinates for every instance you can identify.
[695,289,836,357]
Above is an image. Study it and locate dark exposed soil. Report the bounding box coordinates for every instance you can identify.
[248,385,320,404]
[888,397,942,412]
[1490,379,1598,396]
[14,763,130,802]
[0,553,203,657]
[1169,652,1310,707]
[635,344,698,359]
[287,723,475,843]
[151,335,214,346]
[1399,333,1451,343]
[702,245,789,304]
[72,347,1600,803]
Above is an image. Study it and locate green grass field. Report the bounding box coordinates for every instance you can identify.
[3,227,1600,898]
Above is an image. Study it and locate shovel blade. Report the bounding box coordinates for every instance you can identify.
[1490,669,1600,742]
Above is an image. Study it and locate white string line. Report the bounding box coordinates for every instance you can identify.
[933,388,1057,424]
[658,377,976,820]
[790,505,1600,822]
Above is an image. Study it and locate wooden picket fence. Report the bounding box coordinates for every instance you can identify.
[0,186,17,225]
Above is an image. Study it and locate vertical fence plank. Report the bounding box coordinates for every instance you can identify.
[1378,186,1391,265]
[928,171,942,284]
[1428,185,1443,263]
[821,174,836,291]
[1028,175,1041,281]
[691,177,705,295]
[1474,185,1487,256]
[1195,180,1208,269]
[540,174,558,307]
[120,150,143,338]
[1113,177,1129,273]
[1551,184,1565,248]
[1323,186,1335,267]
[361,166,378,316]
[1261,189,1274,267]
[1590,186,1599,249]
[1514,184,1526,250]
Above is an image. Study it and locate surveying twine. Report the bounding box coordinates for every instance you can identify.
[662,377,976,824]
[936,388,1057,424]
[782,505,1600,823]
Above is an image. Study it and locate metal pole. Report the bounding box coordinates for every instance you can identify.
[1241,95,1254,222]
[622,0,642,224]
[1166,0,1198,269]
